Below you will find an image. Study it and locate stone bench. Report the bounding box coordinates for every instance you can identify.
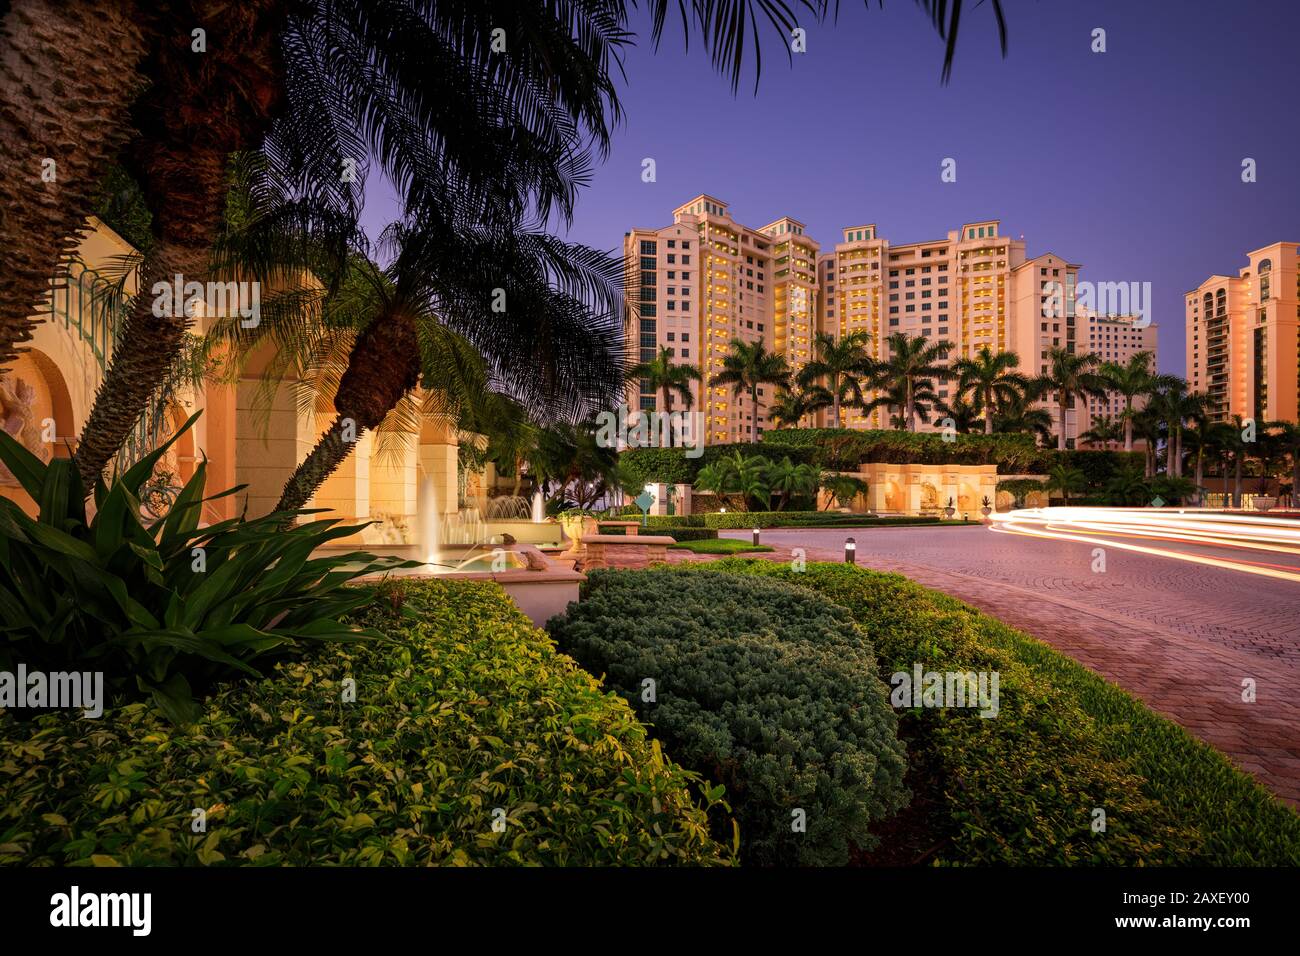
[579,534,675,570]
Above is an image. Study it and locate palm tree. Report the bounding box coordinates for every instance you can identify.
[200,209,627,514]
[1104,467,1150,507]
[1047,463,1088,504]
[992,393,1055,445]
[951,346,1029,435]
[461,391,539,498]
[628,347,702,446]
[1036,347,1109,451]
[766,456,818,511]
[1147,380,1204,477]
[1079,414,1124,449]
[944,396,984,434]
[868,333,955,432]
[768,386,830,429]
[863,379,951,431]
[1269,421,1300,507]
[709,338,791,443]
[797,330,874,428]
[1098,351,1176,453]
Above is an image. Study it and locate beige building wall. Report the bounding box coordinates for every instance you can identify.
[1187,242,1299,424]
[1081,310,1158,442]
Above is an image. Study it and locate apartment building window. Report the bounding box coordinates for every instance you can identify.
[640,240,657,255]
[667,301,675,310]
[889,293,899,302]
[681,349,689,358]
[667,332,675,341]
[667,270,676,279]
[640,257,655,270]
[889,306,899,314]
[757,285,764,293]
[667,240,676,248]
[682,241,690,249]
[939,327,948,334]
[666,254,675,264]
[889,318,900,326]
[757,324,764,332]
[682,255,691,264]
[682,333,690,342]
[682,271,690,280]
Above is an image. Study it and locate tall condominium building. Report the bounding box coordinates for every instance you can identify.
[625,196,1156,446]
[1186,242,1300,424]
[624,195,818,444]
[1079,309,1158,442]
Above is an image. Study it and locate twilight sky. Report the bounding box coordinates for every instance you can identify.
[363,0,1299,375]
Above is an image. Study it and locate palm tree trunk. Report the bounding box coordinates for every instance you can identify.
[832,390,840,429]
[1233,456,1242,507]
[274,414,357,514]
[1123,401,1134,452]
[274,312,422,514]
[750,384,759,443]
[1057,396,1068,451]
[983,396,993,435]
[74,245,204,485]
[73,0,289,485]
[1174,428,1184,478]
[0,0,148,364]
[905,380,915,432]
[661,386,673,447]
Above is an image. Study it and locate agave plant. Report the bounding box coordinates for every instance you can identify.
[0,412,409,724]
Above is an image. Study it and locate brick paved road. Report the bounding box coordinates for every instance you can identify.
[703,525,1300,806]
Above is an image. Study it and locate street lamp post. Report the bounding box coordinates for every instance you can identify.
[844,536,856,564]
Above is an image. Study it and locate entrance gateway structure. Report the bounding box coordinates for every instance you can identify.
[824,462,1000,516]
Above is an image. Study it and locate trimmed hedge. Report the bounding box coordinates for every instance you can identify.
[0,579,733,866]
[686,560,1300,865]
[547,568,908,866]
[652,526,719,542]
[668,539,773,554]
[701,511,944,530]
[619,443,817,485]
[763,428,1040,472]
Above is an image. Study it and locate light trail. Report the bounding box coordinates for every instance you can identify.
[988,507,1300,584]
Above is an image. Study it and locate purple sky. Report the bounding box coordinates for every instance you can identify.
[363,0,1299,376]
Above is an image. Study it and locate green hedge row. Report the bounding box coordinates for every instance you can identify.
[547,569,908,866]
[685,561,1300,865]
[0,579,733,866]
[651,526,719,542]
[618,430,1144,482]
[700,511,944,529]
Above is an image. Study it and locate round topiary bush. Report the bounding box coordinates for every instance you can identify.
[547,568,909,865]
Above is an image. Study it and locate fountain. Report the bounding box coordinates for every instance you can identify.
[531,489,545,523]
[417,475,439,564]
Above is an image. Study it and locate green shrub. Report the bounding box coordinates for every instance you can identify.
[685,560,1300,865]
[700,511,943,529]
[547,568,908,866]
[762,428,1040,472]
[0,413,405,723]
[0,579,733,866]
[668,539,772,554]
[645,514,705,528]
[652,526,719,542]
[617,443,818,486]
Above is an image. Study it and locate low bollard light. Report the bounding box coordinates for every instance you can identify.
[844,536,856,564]
[752,528,761,546]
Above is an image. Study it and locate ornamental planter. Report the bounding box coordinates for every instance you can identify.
[559,514,598,556]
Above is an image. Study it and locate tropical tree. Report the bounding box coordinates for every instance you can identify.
[951,345,1029,434]
[867,333,955,432]
[709,339,791,443]
[1098,351,1176,452]
[1269,421,1300,507]
[797,330,874,427]
[766,456,818,510]
[768,385,830,428]
[1079,414,1124,448]
[1036,347,1109,451]
[943,396,984,434]
[1046,463,1088,504]
[992,394,1055,445]
[628,346,702,445]
[1104,467,1150,507]
[1147,380,1204,477]
[461,391,540,498]
[532,418,620,511]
